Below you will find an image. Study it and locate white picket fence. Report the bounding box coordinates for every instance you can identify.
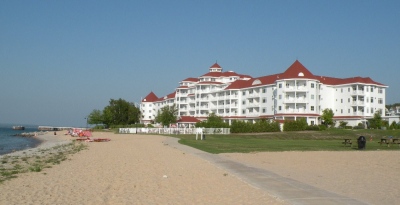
[119,127,230,135]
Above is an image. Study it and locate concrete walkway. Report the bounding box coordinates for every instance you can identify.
[165,137,368,205]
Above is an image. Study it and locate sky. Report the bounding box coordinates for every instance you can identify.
[1,0,399,127]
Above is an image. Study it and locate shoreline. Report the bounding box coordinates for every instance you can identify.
[1,131,73,157]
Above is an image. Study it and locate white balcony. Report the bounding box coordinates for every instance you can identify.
[352,90,364,95]
[352,101,365,106]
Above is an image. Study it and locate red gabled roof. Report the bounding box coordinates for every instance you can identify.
[142,91,159,102]
[177,116,200,123]
[224,79,252,90]
[201,71,252,78]
[280,60,316,79]
[210,63,221,68]
[182,77,198,82]
[224,74,279,90]
[165,92,176,99]
[197,81,223,85]
[317,75,386,86]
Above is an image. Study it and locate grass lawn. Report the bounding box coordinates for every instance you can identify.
[167,129,400,154]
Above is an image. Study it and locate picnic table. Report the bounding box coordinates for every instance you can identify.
[378,138,399,147]
[342,139,352,147]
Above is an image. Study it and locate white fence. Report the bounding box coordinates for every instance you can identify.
[119,127,230,135]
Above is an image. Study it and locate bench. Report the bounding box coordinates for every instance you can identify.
[378,138,400,147]
[342,139,352,147]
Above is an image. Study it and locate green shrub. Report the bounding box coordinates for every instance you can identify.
[306,125,320,131]
[230,119,280,133]
[318,125,327,131]
[283,118,308,131]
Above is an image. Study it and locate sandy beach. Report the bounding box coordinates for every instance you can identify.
[222,151,400,205]
[1,131,399,204]
[0,132,284,205]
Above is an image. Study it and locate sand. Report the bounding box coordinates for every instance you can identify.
[0,132,284,205]
[222,151,400,205]
[1,131,399,205]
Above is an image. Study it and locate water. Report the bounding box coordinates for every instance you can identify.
[0,125,42,155]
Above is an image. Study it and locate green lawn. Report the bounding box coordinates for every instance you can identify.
[167,129,400,153]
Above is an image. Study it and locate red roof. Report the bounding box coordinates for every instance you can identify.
[142,92,158,102]
[177,116,200,123]
[279,60,316,79]
[317,75,386,86]
[197,81,223,85]
[165,92,176,99]
[201,71,252,78]
[210,63,221,68]
[182,77,198,82]
[224,74,279,90]
[225,60,386,89]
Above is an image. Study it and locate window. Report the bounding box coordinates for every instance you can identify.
[348,88,350,92]
[311,106,314,111]
[378,88,383,94]
[371,98,374,103]
[311,121,315,125]
[348,98,350,103]
[262,88,266,93]
[348,109,350,113]
[279,95,282,99]
[242,91,246,96]
[242,101,245,105]
[242,109,246,114]
[371,87,374,92]
[279,83,282,88]
[262,98,266,103]
[311,83,314,88]
[341,109,343,114]
[341,88,343,93]
[262,108,266,113]
[341,99,343,103]
[311,94,314,99]
[378,98,383,104]
[279,106,282,111]
[286,83,290,88]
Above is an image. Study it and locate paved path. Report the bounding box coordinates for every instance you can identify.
[165,137,368,205]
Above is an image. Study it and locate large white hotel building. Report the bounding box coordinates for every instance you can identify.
[140,60,387,127]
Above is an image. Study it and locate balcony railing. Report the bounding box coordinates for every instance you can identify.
[352,101,365,106]
[352,90,364,95]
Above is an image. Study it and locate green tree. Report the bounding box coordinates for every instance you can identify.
[321,108,334,127]
[195,113,229,128]
[339,121,348,128]
[87,109,103,125]
[102,98,140,127]
[368,111,383,129]
[155,104,178,127]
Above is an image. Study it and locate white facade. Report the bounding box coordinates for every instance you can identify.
[140,61,388,127]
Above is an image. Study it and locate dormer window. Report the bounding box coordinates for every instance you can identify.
[298,72,304,77]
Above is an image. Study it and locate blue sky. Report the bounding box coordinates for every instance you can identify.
[1,0,399,127]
